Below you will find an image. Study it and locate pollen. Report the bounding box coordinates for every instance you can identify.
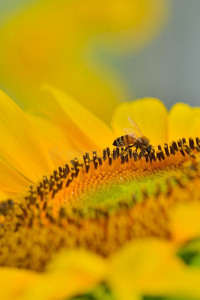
[1,137,200,271]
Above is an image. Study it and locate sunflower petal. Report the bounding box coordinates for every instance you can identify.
[27,113,75,167]
[42,85,115,151]
[0,190,7,201]
[111,98,168,146]
[170,202,200,244]
[0,267,38,300]
[24,249,107,300]
[0,90,54,183]
[108,239,200,300]
[0,250,107,300]
[0,158,30,195]
[169,103,200,141]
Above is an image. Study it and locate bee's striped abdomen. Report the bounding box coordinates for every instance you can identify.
[113,136,124,147]
[113,135,135,147]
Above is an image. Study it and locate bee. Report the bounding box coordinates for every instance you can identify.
[113,116,152,154]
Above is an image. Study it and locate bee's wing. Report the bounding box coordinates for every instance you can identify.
[127,116,143,137]
[123,128,143,143]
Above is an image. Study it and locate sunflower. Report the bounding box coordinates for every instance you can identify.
[1,86,200,300]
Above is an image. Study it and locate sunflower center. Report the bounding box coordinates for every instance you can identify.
[0,137,200,271]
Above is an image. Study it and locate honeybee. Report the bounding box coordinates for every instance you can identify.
[113,116,152,154]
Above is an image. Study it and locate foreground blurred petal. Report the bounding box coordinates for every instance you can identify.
[31,250,107,300]
[0,250,107,300]
[169,103,200,141]
[170,202,200,244]
[108,239,200,300]
[111,98,168,146]
[0,268,38,300]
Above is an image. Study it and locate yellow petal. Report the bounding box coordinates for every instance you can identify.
[111,98,168,146]
[24,249,107,300]
[0,158,30,195]
[0,250,107,300]
[170,202,200,244]
[27,113,76,167]
[0,90,54,183]
[42,85,115,152]
[168,103,200,141]
[0,267,38,300]
[0,190,7,201]
[108,239,200,300]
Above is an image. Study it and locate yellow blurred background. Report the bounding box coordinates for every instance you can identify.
[0,0,168,122]
[1,0,200,124]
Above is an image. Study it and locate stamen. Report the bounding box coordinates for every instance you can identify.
[25,137,200,205]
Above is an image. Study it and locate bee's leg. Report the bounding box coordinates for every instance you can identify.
[124,144,133,151]
[139,149,146,158]
[122,144,133,155]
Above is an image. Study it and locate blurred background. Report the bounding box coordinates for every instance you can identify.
[0,0,199,123]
